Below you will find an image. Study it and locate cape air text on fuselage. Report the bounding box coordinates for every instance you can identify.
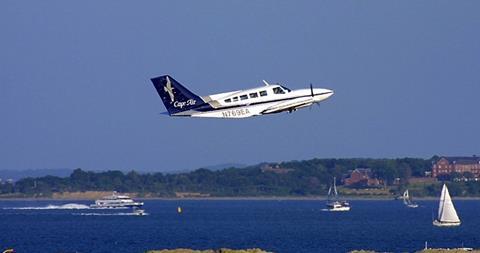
[151,75,334,119]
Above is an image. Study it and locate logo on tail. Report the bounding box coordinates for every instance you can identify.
[164,76,175,103]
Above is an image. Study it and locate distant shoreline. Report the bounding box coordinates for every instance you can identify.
[1,195,479,201]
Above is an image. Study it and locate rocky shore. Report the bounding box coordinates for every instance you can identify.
[349,249,479,253]
[146,249,270,253]
[147,249,479,253]
[420,249,479,253]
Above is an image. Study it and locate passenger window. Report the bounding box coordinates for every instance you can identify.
[232,96,239,102]
[240,95,248,100]
[249,93,258,98]
[259,90,267,96]
[273,87,285,94]
[224,98,231,103]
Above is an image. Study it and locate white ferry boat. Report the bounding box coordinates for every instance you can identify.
[90,192,144,208]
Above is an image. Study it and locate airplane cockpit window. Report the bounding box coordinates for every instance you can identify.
[280,86,291,92]
[249,92,258,98]
[273,87,285,94]
[224,98,231,103]
[259,90,267,96]
[240,95,248,100]
[232,96,239,102]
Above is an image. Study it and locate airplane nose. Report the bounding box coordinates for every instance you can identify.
[326,89,334,97]
[315,88,334,97]
[312,88,334,101]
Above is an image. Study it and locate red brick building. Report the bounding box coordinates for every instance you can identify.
[432,156,480,178]
[344,168,380,187]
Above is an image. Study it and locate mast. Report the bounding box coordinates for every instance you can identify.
[438,184,446,220]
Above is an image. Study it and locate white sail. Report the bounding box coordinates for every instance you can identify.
[333,177,338,197]
[403,190,409,205]
[438,184,460,223]
[327,185,332,201]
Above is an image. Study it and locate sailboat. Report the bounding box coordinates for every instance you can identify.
[325,177,350,211]
[433,183,461,227]
[403,189,418,208]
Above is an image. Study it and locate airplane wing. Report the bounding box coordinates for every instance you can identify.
[261,97,314,114]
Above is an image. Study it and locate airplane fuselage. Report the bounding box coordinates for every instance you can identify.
[191,87,333,118]
[151,75,334,119]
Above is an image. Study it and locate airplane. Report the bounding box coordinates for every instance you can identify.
[150,75,334,118]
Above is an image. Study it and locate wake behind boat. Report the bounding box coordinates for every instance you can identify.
[433,184,461,227]
[90,192,144,209]
[325,177,350,212]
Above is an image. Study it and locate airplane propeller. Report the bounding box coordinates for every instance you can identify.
[309,83,316,111]
[309,83,321,109]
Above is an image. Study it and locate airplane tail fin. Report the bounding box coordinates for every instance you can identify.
[151,75,209,115]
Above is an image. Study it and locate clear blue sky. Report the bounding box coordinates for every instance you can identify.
[1,1,479,172]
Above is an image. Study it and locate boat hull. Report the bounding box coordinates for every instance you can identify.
[325,177,351,212]
[433,219,461,227]
[326,200,351,212]
[326,206,351,212]
[90,202,144,209]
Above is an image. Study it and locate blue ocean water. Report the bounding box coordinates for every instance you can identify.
[1,199,479,253]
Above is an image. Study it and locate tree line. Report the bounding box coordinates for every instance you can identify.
[2,157,480,197]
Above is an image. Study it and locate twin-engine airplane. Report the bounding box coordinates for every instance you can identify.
[151,75,334,118]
